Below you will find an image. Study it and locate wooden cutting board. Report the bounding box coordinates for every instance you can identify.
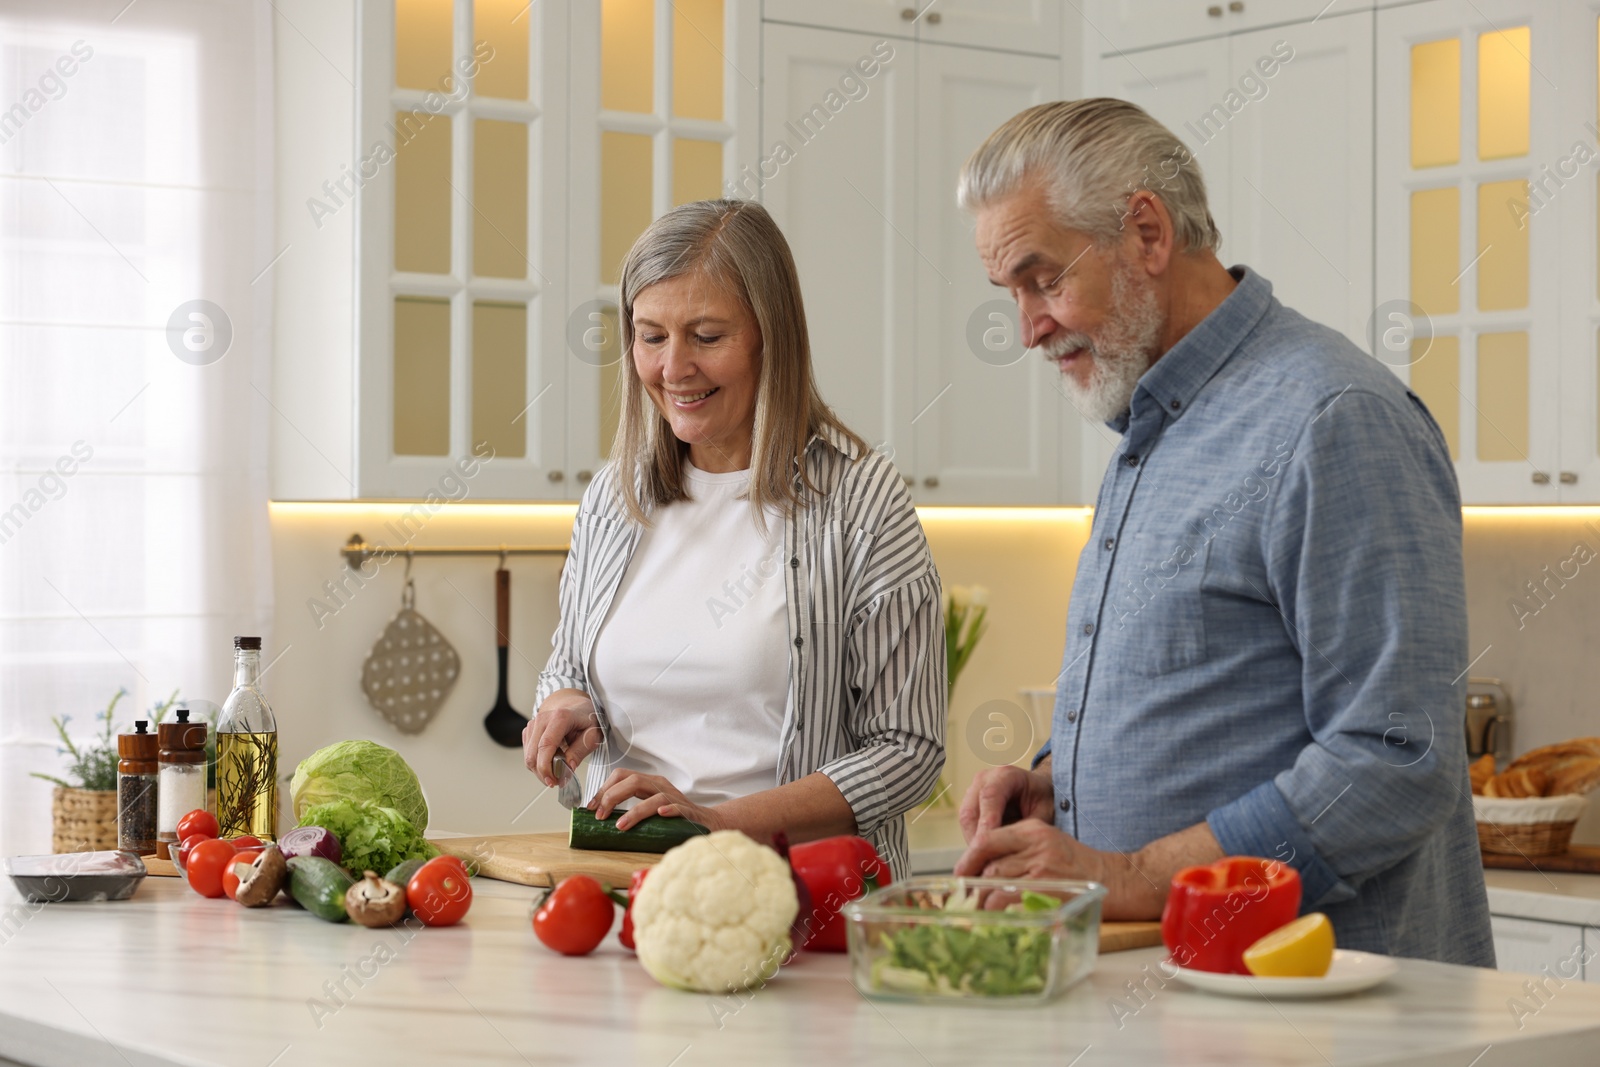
[1098,921,1164,953]
[432,833,659,888]
[1482,845,1600,874]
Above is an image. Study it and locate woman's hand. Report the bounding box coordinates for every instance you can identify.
[589,769,724,833]
[524,689,605,787]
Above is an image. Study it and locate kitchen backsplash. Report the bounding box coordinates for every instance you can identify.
[267,504,1600,845]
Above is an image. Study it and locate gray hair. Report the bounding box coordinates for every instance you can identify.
[958,98,1222,254]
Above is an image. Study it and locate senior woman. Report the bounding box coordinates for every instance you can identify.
[523,199,945,876]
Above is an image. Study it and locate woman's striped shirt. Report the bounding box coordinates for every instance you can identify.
[536,426,947,877]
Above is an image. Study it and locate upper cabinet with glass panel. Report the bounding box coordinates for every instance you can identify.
[1376,0,1561,503]
[350,0,569,499]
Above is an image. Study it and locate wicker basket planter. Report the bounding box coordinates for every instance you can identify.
[51,786,118,853]
[1474,794,1589,857]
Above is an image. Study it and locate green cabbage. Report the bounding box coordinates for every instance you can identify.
[289,740,429,830]
[298,800,438,876]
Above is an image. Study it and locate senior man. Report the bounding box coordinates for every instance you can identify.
[953,99,1493,965]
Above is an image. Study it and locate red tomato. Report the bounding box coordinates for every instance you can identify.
[407,857,472,927]
[176,833,211,871]
[532,875,615,956]
[222,849,263,901]
[226,835,264,851]
[186,838,238,899]
[176,809,218,841]
[618,868,647,951]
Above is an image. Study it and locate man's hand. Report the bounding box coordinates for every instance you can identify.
[524,689,604,786]
[958,763,1056,843]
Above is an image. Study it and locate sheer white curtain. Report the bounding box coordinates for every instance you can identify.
[0,0,273,859]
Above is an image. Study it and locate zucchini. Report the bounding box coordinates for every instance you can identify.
[287,856,354,922]
[568,807,708,853]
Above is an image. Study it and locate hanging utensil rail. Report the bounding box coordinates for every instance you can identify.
[341,533,569,572]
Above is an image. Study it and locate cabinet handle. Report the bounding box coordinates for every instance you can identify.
[1228,1,1244,11]
[1207,4,1223,15]
[548,470,564,483]
[577,470,593,483]
[1532,471,1551,485]
[1560,471,1578,485]
[926,11,941,23]
[902,475,914,488]
[901,6,915,19]
[923,476,940,489]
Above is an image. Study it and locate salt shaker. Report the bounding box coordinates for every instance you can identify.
[156,707,208,860]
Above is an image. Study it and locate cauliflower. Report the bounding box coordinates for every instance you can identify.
[632,831,800,993]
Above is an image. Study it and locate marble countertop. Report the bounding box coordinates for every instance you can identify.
[1484,869,1600,927]
[3,875,1600,1067]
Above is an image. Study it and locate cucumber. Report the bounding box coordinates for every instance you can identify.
[287,856,354,922]
[568,807,708,854]
[385,857,427,889]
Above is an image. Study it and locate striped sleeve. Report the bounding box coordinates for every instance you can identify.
[820,570,947,834]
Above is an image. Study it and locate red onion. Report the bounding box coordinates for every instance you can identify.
[278,825,342,864]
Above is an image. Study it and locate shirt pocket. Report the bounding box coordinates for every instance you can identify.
[1112,546,1209,677]
[808,520,866,627]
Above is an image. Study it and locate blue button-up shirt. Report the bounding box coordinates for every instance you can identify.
[1040,268,1494,966]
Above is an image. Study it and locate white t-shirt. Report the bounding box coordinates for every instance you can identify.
[588,462,790,806]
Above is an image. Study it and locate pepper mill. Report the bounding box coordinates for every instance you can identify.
[155,707,208,860]
[116,721,159,855]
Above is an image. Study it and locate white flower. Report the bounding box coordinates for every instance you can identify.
[968,585,989,608]
[948,585,972,611]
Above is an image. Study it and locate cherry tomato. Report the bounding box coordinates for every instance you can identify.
[227,836,264,851]
[176,809,218,841]
[186,838,238,899]
[176,833,210,871]
[407,857,472,927]
[532,875,615,956]
[222,849,262,901]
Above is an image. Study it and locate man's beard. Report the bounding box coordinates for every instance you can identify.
[1040,257,1165,423]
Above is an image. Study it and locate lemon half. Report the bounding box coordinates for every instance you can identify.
[1242,913,1335,978]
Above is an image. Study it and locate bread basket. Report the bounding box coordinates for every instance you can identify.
[1473,794,1588,856]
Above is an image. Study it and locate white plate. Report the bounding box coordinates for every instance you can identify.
[1172,950,1398,999]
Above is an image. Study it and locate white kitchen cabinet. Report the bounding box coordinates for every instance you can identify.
[1085,0,1371,56]
[1556,0,1600,501]
[911,43,1070,504]
[762,24,1073,503]
[1227,11,1373,349]
[759,24,917,480]
[1375,0,1568,503]
[1491,914,1589,981]
[766,0,1064,57]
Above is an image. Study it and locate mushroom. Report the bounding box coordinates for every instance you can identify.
[235,846,288,908]
[345,871,407,928]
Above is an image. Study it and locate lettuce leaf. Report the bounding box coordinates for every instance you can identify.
[297,799,438,876]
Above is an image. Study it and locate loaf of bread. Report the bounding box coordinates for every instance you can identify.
[1506,738,1600,797]
[1469,754,1496,795]
[1485,766,1549,798]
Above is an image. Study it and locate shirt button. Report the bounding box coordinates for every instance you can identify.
[794,637,804,648]
[1126,454,1140,467]
[1170,399,1181,410]
[789,557,799,568]
[1103,538,1114,550]
[1066,710,1078,723]
[1058,797,1072,812]
[1082,623,1094,636]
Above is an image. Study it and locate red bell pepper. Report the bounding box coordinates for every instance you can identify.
[1160,856,1302,974]
[788,835,892,953]
[617,868,647,951]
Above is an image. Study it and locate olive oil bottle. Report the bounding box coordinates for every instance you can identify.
[216,636,279,840]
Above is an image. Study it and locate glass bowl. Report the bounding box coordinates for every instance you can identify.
[843,876,1106,1005]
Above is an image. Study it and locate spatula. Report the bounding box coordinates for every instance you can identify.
[483,567,530,747]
